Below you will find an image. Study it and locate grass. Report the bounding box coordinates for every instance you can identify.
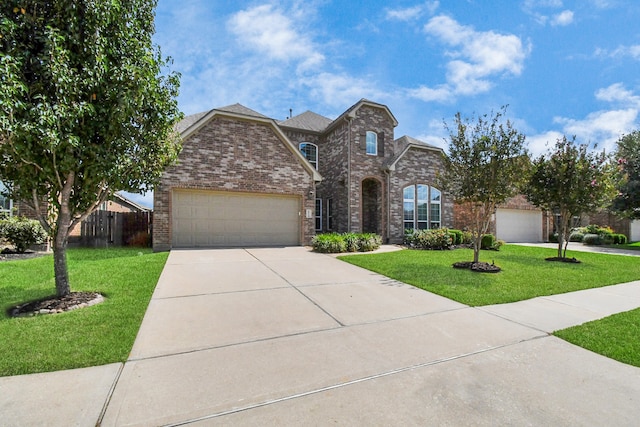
[338,244,640,306]
[555,308,640,368]
[0,248,168,376]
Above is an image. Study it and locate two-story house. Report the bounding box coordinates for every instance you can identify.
[153,99,453,251]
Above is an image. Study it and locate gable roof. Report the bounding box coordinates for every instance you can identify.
[325,99,399,133]
[385,135,444,171]
[278,111,333,133]
[113,192,151,212]
[175,103,322,183]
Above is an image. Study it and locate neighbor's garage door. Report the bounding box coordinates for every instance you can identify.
[495,208,542,243]
[172,190,300,247]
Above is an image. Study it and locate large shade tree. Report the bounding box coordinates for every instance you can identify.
[438,108,529,264]
[523,136,614,259]
[611,131,640,219]
[0,1,182,297]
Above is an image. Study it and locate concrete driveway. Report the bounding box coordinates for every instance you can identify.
[2,246,640,426]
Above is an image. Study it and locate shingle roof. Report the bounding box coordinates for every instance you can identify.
[216,103,270,119]
[394,135,441,151]
[175,111,209,133]
[175,104,271,135]
[278,110,333,133]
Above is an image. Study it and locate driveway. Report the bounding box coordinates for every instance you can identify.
[2,246,640,426]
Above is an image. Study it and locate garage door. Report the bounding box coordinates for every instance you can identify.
[172,190,300,247]
[495,208,542,243]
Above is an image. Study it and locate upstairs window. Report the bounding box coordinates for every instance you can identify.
[299,142,318,170]
[366,131,377,155]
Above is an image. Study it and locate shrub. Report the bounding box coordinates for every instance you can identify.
[448,229,463,245]
[569,232,584,242]
[127,231,151,247]
[357,233,382,252]
[0,216,48,253]
[312,232,382,253]
[481,234,495,250]
[612,234,628,244]
[461,231,473,244]
[404,228,453,250]
[582,233,603,245]
[312,233,346,253]
[548,233,559,243]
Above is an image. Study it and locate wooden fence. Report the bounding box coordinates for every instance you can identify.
[76,211,152,247]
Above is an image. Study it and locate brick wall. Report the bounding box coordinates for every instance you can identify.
[388,147,453,243]
[153,115,316,251]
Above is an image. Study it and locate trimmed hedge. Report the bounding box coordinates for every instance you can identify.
[312,232,382,253]
[448,229,464,245]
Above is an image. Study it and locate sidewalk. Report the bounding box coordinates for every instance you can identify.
[1,246,639,426]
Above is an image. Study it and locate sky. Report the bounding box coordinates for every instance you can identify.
[127,0,640,207]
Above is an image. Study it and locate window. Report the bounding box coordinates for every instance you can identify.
[0,182,12,217]
[430,188,441,229]
[327,198,334,230]
[403,186,415,230]
[403,184,442,230]
[315,198,322,231]
[299,142,318,170]
[417,184,428,229]
[366,131,377,155]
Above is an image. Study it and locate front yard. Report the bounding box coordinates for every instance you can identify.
[339,244,640,306]
[0,248,168,376]
[340,244,640,367]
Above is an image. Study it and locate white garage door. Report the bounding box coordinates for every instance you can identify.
[172,190,300,247]
[495,208,542,243]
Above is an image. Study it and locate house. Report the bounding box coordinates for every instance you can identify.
[153,99,453,251]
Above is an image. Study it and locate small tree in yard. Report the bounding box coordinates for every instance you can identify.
[523,136,614,259]
[611,131,640,219]
[0,1,182,297]
[438,107,529,265]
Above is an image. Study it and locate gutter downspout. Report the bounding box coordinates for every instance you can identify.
[346,114,355,232]
[384,168,391,243]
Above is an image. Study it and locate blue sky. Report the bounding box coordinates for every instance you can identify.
[127,0,640,207]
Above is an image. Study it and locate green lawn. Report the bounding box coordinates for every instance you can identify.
[555,308,640,368]
[338,244,640,306]
[0,248,168,376]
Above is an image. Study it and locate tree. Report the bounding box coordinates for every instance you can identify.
[0,1,182,297]
[438,107,529,264]
[611,131,640,219]
[523,136,614,259]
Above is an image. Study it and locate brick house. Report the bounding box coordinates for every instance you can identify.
[153,99,453,251]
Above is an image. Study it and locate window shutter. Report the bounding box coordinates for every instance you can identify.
[378,132,385,156]
[360,132,366,151]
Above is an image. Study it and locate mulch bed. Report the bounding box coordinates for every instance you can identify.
[453,261,502,273]
[0,248,48,262]
[545,257,581,263]
[9,292,104,317]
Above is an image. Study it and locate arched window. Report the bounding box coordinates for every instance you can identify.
[366,131,377,155]
[299,142,318,169]
[403,184,442,230]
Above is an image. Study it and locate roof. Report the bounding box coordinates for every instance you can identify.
[175,104,270,134]
[175,111,208,133]
[216,103,270,119]
[385,135,444,171]
[278,111,333,133]
[113,192,151,212]
[325,99,399,133]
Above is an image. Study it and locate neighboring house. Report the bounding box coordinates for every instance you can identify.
[153,99,453,251]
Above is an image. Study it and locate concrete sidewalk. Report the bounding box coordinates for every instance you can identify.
[2,246,640,426]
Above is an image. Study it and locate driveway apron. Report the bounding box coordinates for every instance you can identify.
[96,247,640,426]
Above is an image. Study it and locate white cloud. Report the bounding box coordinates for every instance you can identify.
[526,130,566,157]
[595,83,640,106]
[227,4,324,71]
[595,44,640,60]
[410,15,530,102]
[303,73,388,108]
[550,10,574,26]
[385,1,439,21]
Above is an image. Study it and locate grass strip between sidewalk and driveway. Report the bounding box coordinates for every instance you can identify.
[0,248,168,377]
[338,244,640,306]
[554,308,640,368]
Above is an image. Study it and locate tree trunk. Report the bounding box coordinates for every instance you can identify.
[53,232,70,297]
[53,171,76,297]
